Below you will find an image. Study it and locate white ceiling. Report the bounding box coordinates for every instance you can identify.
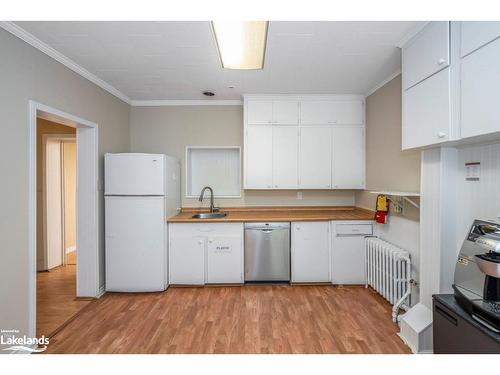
[14,21,420,102]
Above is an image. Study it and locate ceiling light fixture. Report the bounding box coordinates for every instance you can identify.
[211,21,268,70]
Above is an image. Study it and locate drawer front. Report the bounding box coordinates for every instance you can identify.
[335,223,373,236]
[403,22,450,90]
[461,21,500,57]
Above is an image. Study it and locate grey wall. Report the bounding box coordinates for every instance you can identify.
[129,105,356,208]
[0,29,130,343]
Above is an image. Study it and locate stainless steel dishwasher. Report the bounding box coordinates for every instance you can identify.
[244,222,290,282]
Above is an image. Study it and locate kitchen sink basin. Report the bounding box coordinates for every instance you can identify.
[191,212,227,219]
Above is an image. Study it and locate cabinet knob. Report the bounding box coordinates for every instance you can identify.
[437,132,446,138]
[267,185,271,189]
[198,240,203,245]
[274,185,278,188]
[208,239,213,243]
[296,226,300,230]
[438,58,446,65]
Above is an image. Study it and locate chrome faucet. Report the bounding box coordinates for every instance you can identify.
[199,186,218,213]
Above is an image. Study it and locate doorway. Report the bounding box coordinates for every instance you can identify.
[28,101,99,339]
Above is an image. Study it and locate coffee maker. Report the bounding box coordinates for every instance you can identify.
[453,219,500,333]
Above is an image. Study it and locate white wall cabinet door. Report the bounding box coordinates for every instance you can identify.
[291,221,330,282]
[300,101,334,124]
[245,125,273,189]
[206,236,243,284]
[402,22,450,90]
[247,100,273,124]
[332,126,365,189]
[169,234,205,285]
[332,101,364,125]
[402,68,451,149]
[461,37,500,139]
[298,127,332,188]
[273,100,299,124]
[460,21,500,57]
[272,126,298,188]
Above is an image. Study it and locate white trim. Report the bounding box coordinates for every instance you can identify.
[243,94,366,100]
[396,21,430,48]
[131,99,243,106]
[365,69,401,97]
[0,22,131,105]
[28,101,100,340]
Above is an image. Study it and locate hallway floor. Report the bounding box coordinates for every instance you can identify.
[43,285,410,354]
[36,265,91,337]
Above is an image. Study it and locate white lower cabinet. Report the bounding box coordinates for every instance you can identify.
[331,221,373,285]
[291,221,331,282]
[169,223,243,285]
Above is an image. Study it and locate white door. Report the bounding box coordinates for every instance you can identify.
[460,21,500,57]
[245,125,273,189]
[332,126,365,189]
[247,100,273,124]
[272,126,299,189]
[105,153,164,196]
[402,21,450,90]
[461,37,500,139]
[169,231,205,285]
[291,222,330,282]
[300,101,334,124]
[273,100,299,124]
[299,126,332,188]
[206,236,243,284]
[105,196,165,292]
[45,139,63,269]
[402,68,451,149]
[332,101,364,125]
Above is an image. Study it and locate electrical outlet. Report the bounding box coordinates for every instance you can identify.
[297,192,303,200]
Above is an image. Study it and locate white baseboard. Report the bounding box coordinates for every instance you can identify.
[65,246,76,254]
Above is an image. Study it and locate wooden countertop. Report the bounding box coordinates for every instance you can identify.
[168,206,374,223]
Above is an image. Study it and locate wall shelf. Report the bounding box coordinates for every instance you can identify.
[370,191,421,209]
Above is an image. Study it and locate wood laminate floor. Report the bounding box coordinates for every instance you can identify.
[37,265,91,338]
[44,285,410,354]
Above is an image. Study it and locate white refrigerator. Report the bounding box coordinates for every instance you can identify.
[104,153,180,292]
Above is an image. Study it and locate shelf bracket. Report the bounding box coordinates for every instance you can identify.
[403,196,420,209]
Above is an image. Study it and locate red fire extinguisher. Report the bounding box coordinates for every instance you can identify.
[374,194,389,224]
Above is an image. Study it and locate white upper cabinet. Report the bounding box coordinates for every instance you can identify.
[461,37,500,138]
[403,68,451,149]
[273,100,299,124]
[246,100,273,124]
[402,22,450,90]
[244,95,365,189]
[300,101,335,124]
[299,126,332,189]
[245,125,273,189]
[461,21,500,57]
[332,126,365,188]
[272,126,299,189]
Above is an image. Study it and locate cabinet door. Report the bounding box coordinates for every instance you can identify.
[245,125,273,189]
[298,127,332,188]
[402,68,451,149]
[332,101,364,124]
[169,233,205,285]
[403,22,450,90]
[247,100,273,124]
[291,222,330,282]
[461,21,500,57]
[272,126,298,188]
[273,100,299,124]
[331,234,367,284]
[300,101,334,124]
[207,236,243,284]
[461,37,500,139]
[332,126,365,189]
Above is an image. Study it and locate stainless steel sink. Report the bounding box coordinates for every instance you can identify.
[191,212,227,219]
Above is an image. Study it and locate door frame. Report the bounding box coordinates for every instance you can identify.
[28,101,99,339]
[42,135,76,270]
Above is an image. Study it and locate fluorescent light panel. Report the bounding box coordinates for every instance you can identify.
[212,21,268,70]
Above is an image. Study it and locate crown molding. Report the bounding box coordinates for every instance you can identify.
[365,69,401,97]
[0,21,131,105]
[130,99,243,106]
